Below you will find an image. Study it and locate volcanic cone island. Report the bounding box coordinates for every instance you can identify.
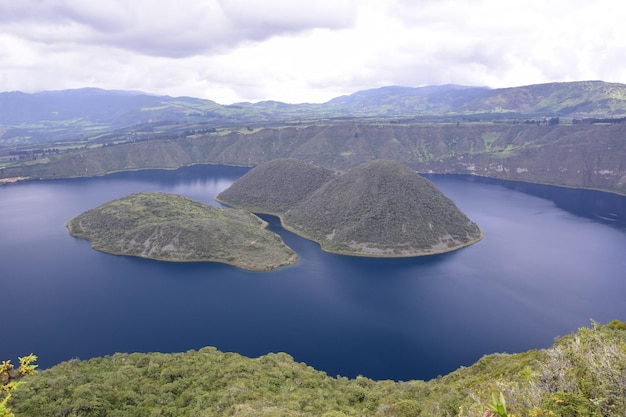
[217,159,482,257]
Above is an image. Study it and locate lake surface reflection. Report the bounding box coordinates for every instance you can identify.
[1,165,625,381]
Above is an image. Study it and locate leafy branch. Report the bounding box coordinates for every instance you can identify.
[1,354,37,417]
[486,391,508,417]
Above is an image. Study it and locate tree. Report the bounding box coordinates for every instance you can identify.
[0,354,37,417]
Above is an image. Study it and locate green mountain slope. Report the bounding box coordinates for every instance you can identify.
[66,192,296,271]
[323,80,626,117]
[0,88,305,145]
[321,84,492,116]
[3,81,626,146]
[11,321,626,417]
[457,80,626,115]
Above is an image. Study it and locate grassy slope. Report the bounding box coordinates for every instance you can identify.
[66,192,296,271]
[11,321,626,417]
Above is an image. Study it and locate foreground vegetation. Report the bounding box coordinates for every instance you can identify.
[66,192,296,271]
[1,354,37,417]
[10,321,626,416]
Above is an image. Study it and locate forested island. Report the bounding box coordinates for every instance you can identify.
[66,192,297,271]
[217,159,482,256]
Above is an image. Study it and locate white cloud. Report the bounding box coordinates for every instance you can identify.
[0,0,625,103]
[0,0,359,58]
[217,0,359,33]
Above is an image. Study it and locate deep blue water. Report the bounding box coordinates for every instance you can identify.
[1,165,626,381]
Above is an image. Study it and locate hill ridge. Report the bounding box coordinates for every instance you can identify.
[218,159,482,256]
[2,80,626,146]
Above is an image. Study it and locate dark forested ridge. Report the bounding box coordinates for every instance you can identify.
[11,321,626,417]
[66,192,296,271]
[218,159,481,256]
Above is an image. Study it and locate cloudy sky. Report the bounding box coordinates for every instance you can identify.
[1,0,625,104]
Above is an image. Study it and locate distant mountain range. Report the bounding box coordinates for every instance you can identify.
[3,80,626,195]
[2,81,626,145]
[329,81,626,117]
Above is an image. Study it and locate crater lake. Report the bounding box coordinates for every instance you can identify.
[1,164,625,381]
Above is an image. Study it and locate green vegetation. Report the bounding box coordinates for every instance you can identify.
[486,392,508,417]
[1,354,37,417]
[216,158,337,214]
[218,159,481,257]
[66,192,296,271]
[9,321,626,416]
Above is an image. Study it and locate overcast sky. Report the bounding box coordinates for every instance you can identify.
[1,0,625,104]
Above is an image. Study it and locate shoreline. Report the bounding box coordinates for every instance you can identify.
[0,176,28,185]
[3,161,625,196]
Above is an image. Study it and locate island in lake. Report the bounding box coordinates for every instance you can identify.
[217,159,482,256]
[66,192,297,271]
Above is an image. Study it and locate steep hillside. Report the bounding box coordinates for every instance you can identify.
[11,321,626,417]
[5,122,625,195]
[458,80,626,116]
[216,158,337,214]
[66,192,296,271]
[322,84,492,116]
[219,159,481,257]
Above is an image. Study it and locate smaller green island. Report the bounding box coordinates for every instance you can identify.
[66,192,297,271]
